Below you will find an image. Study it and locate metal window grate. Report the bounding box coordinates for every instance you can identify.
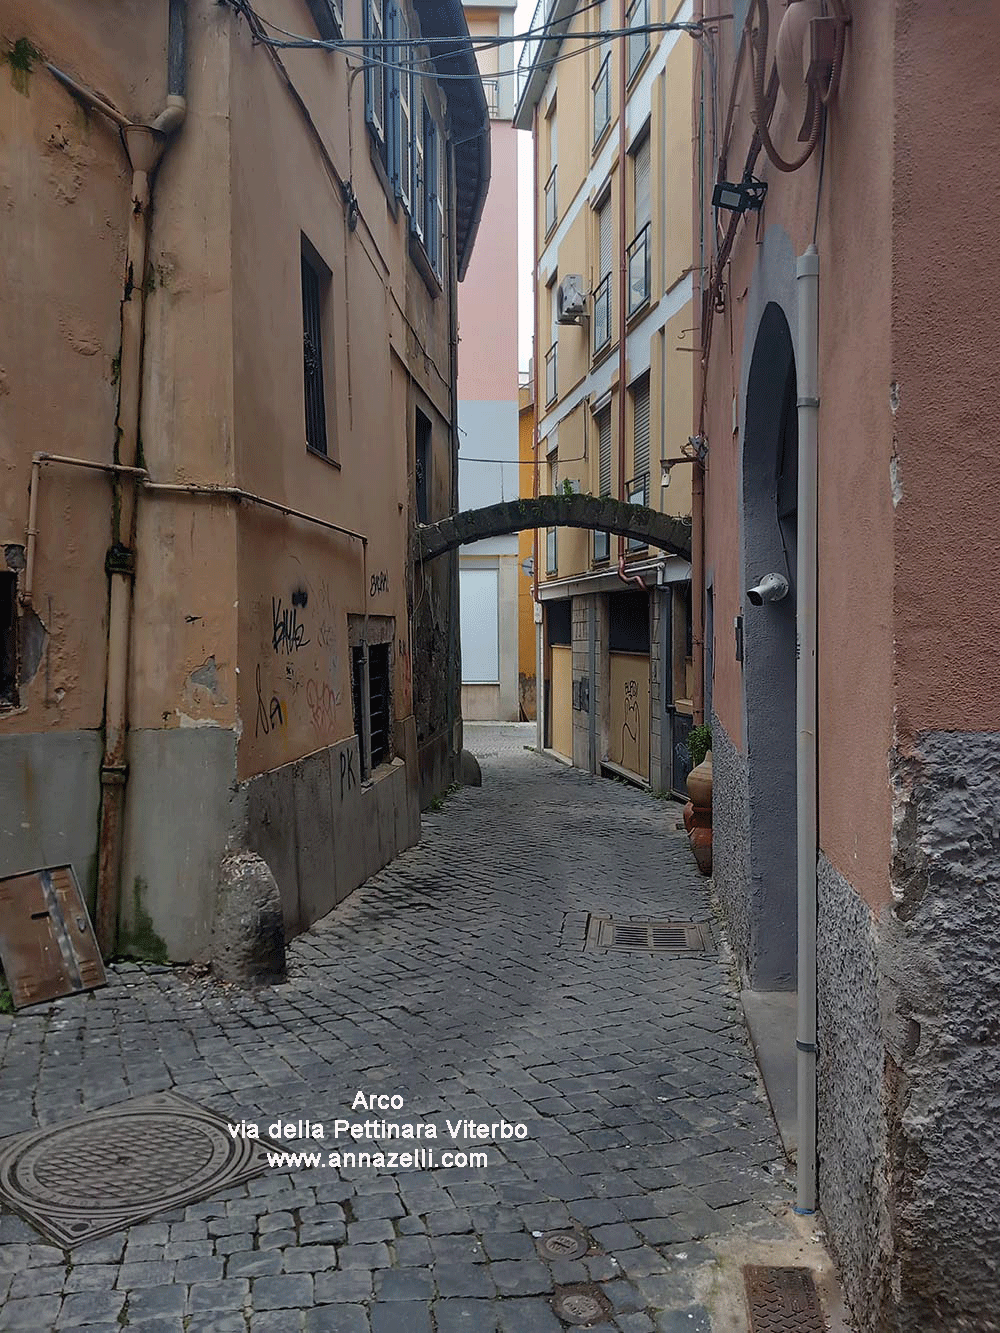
[301,248,328,456]
[0,571,17,706]
[584,916,712,953]
[368,642,391,767]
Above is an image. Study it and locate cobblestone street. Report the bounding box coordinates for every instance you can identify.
[0,724,843,1332]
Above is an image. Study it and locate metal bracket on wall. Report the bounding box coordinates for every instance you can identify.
[734,614,744,663]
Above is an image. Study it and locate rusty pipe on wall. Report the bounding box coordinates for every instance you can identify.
[21,455,149,609]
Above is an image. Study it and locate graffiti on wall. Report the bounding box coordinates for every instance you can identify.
[255,663,286,738]
[370,569,389,598]
[622,678,641,769]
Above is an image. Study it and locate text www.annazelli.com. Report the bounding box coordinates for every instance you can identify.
[265,1148,488,1171]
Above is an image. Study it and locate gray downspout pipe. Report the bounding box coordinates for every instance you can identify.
[795,244,819,1214]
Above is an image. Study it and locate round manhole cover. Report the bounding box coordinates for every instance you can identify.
[538,1230,589,1260]
[552,1285,611,1326]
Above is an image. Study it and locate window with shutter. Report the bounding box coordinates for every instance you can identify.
[364,0,385,142]
[599,198,613,281]
[424,110,439,273]
[632,375,650,483]
[629,376,650,549]
[595,405,612,562]
[412,93,425,241]
[394,10,412,208]
[634,135,650,230]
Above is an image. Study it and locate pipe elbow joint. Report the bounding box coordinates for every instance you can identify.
[149,95,187,136]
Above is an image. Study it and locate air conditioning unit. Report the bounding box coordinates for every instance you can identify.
[556,275,587,324]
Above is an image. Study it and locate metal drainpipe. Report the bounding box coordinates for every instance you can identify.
[690,0,705,726]
[95,0,187,957]
[615,0,645,594]
[795,244,820,1215]
[531,101,544,753]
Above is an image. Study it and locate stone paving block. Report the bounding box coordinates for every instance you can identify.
[175,1256,226,1282]
[187,1278,251,1312]
[186,1316,249,1333]
[251,1272,314,1309]
[374,1266,435,1300]
[56,1291,126,1326]
[434,1298,501,1332]
[489,1259,553,1296]
[482,1231,536,1261]
[228,1249,284,1277]
[496,1296,565,1333]
[9,1266,63,1298]
[314,1269,374,1303]
[283,1245,338,1273]
[116,1260,177,1288]
[348,1218,394,1244]
[124,1283,188,1321]
[306,1306,371,1333]
[434,1261,497,1298]
[337,1243,391,1269]
[370,1303,432,1333]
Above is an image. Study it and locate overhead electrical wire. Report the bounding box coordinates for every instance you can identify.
[237,0,707,85]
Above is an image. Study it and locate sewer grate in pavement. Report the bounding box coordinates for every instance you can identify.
[552,1284,613,1325]
[744,1265,827,1332]
[537,1228,589,1260]
[0,1092,280,1247]
[584,916,713,953]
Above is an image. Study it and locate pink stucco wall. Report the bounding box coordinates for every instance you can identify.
[891,4,1000,741]
[457,121,519,403]
[701,0,896,909]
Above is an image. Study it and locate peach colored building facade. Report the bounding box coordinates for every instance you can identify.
[0,0,487,961]
[696,2,1000,1326]
[515,0,696,791]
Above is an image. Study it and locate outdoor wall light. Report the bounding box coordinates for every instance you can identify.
[712,175,768,215]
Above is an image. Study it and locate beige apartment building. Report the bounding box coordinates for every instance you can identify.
[0,0,487,962]
[515,0,696,792]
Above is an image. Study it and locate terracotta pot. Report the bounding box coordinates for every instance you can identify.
[682,800,695,832]
[689,825,713,875]
[688,806,711,832]
[686,749,713,810]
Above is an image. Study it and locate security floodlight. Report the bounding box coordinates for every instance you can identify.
[712,175,767,215]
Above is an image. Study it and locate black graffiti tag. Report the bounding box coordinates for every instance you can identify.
[272,596,310,655]
[370,570,389,598]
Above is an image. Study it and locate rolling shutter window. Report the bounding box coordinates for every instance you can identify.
[634,135,651,230]
[598,406,612,495]
[633,376,650,483]
[599,197,613,281]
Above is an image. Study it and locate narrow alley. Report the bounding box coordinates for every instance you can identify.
[0,727,843,1332]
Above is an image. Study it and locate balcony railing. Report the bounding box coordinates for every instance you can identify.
[627,223,651,316]
[545,342,558,405]
[481,77,500,118]
[626,0,649,80]
[544,166,558,236]
[593,274,612,354]
[593,55,611,145]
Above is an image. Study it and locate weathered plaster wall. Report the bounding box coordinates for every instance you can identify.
[817,852,892,1332]
[246,735,418,941]
[119,728,244,963]
[709,714,750,979]
[0,733,102,905]
[883,731,1000,1330]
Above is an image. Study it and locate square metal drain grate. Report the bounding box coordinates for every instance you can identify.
[744,1265,827,1332]
[0,1092,280,1247]
[584,916,713,953]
